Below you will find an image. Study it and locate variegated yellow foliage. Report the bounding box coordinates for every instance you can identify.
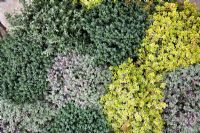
[101,58,167,133]
[126,0,177,13]
[73,0,102,9]
[101,1,200,133]
[139,1,200,78]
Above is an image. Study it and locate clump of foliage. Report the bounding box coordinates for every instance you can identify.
[163,64,200,133]
[82,0,148,65]
[45,102,112,133]
[45,53,111,109]
[0,120,3,133]
[101,1,200,133]
[101,59,166,133]
[10,0,148,66]
[0,98,56,133]
[0,0,91,103]
[0,35,52,103]
[133,0,176,13]
[138,1,200,79]
[73,0,102,9]
[9,0,89,55]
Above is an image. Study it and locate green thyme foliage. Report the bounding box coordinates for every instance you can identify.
[45,53,111,109]
[164,64,200,133]
[10,0,90,55]
[83,0,148,65]
[0,35,52,103]
[0,0,88,103]
[45,102,112,133]
[0,98,56,133]
[9,0,148,66]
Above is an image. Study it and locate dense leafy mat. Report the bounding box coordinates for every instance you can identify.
[0,0,199,133]
[0,35,53,103]
[45,53,111,109]
[101,1,200,133]
[164,64,200,133]
[9,0,149,66]
[45,102,112,133]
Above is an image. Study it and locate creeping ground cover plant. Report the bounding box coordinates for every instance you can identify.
[9,0,149,66]
[0,35,53,103]
[0,98,56,133]
[164,64,200,133]
[45,52,111,109]
[73,0,103,9]
[81,0,149,65]
[45,102,112,133]
[101,1,200,133]
[0,0,200,133]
